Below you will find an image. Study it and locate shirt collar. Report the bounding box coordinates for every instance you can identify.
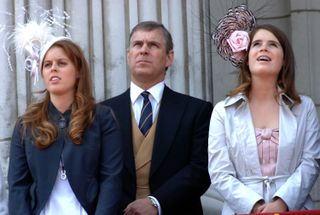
[224,93,247,108]
[279,91,295,107]
[48,101,71,123]
[224,90,295,108]
[130,81,165,104]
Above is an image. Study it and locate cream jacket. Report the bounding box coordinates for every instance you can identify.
[208,93,320,215]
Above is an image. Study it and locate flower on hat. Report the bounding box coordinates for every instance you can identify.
[227,30,249,53]
[212,4,256,67]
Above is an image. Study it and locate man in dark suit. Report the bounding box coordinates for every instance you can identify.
[101,21,213,215]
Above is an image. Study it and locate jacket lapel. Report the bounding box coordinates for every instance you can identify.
[150,86,185,176]
[115,89,136,176]
[276,100,297,175]
[232,100,262,176]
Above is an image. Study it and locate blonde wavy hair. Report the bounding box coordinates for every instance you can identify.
[21,40,95,148]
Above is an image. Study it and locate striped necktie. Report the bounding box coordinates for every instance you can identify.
[139,91,153,136]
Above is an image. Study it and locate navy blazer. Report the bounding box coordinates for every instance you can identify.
[101,86,213,215]
[8,103,123,215]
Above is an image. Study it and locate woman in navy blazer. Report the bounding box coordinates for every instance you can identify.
[8,37,122,215]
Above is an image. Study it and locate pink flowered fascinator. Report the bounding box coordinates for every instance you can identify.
[213,4,256,67]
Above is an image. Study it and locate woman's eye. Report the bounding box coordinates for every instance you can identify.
[44,63,51,68]
[270,43,278,47]
[251,42,259,47]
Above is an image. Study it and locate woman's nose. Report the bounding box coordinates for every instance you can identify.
[259,43,268,52]
[50,64,58,71]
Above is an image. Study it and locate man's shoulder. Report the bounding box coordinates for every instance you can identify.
[100,90,129,107]
[167,87,212,106]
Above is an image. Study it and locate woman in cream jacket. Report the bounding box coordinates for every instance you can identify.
[208,24,320,215]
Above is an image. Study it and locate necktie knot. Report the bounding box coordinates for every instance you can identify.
[141,91,150,99]
[139,91,152,136]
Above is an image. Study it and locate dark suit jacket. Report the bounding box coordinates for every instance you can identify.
[8,103,123,215]
[101,86,213,215]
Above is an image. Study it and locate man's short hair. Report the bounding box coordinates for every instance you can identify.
[129,21,174,53]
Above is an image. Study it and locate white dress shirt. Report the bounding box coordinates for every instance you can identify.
[40,163,87,215]
[130,81,164,125]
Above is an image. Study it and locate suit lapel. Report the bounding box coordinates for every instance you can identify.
[115,89,136,176]
[150,86,185,176]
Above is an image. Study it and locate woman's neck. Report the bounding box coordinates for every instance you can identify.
[50,94,74,113]
[249,78,278,101]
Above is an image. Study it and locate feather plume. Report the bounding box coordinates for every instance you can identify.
[14,21,54,55]
[10,8,71,85]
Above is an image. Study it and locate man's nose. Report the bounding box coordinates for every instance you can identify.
[139,43,149,54]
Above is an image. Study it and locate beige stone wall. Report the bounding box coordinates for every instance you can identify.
[291,0,320,207]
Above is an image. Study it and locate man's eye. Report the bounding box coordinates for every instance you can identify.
[133,43,142,47]
[150,43,159,48]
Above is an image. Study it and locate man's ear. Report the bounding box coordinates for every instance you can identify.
[165,50,174,68]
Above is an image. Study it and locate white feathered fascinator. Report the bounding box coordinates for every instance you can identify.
[12,9,71,85]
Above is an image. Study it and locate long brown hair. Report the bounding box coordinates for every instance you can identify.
[228,24,301,105]
[21,39,95,148]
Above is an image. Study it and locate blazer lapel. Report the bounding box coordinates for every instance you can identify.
[150,86,185,176]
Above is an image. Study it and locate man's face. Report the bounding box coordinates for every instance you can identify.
[127,29,173,89]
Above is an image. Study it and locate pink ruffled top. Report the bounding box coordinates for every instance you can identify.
[255,128,279,176]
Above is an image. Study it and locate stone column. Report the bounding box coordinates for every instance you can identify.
[291,0,320,208]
